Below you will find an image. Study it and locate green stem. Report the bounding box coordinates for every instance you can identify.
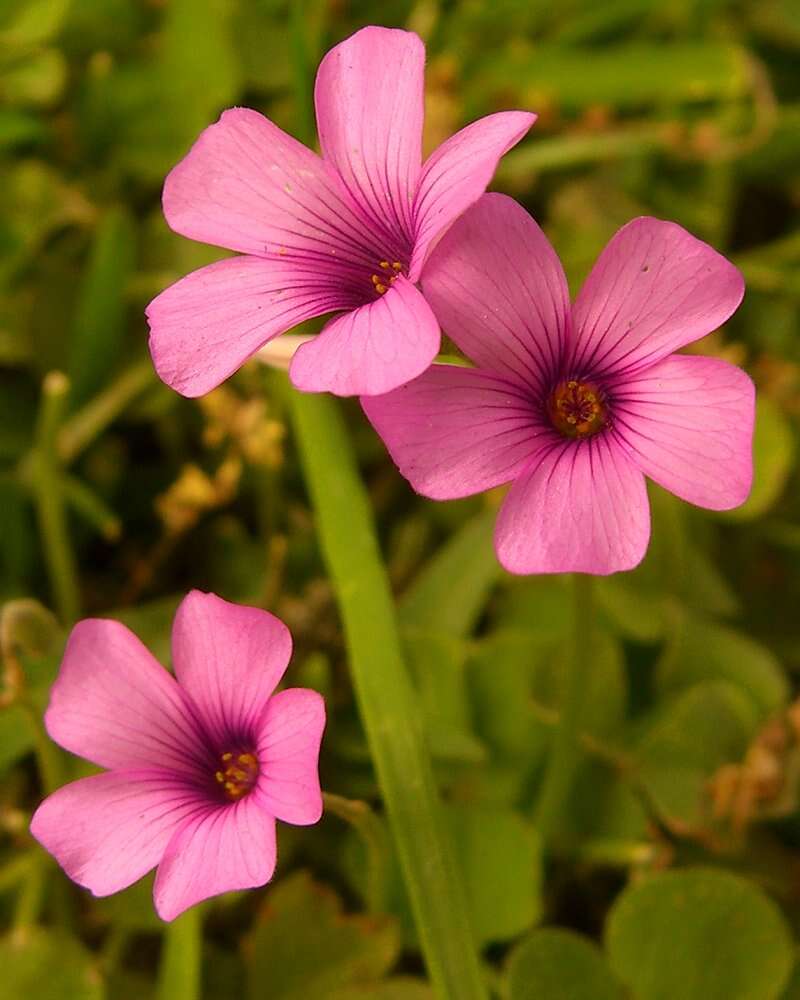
[534,573,593,845]
[32,373,80,625]
[156,906,202,1000]
[101,926,130,974]
[11,855,45,938]
[290,389,486,1000]
[58,358,153,465]
[21,697,64,794]
[288,0,316,146]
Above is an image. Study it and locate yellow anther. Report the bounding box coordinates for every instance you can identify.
[371,274,381,285]
[391,261,402,271]
[379,260,390,270]
[547,377,609,439]
[216,747,259,801]
[375,283,387,294]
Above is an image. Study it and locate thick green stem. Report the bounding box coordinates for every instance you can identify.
[32,373,80,625]
[156,906,202,1000]
[534,573,593,844]
[290,389,486,1000]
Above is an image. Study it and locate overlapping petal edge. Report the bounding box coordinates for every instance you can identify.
[146,25,535,398]
[363,194,754,576]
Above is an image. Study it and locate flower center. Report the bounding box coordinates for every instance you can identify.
[547,379,609,439]
[215,750,259,801]
[370,260,403,295]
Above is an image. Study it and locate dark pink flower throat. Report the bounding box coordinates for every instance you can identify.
[214,749,259,801]
[547,378,610,439]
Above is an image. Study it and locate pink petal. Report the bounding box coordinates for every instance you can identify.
[30,770,207,898]
[362,364,548,500]
[570,217,745,378]
[147,256,354,398]
[171,592,292,747]
[611,354,755,510]
[45,619,206,776]
[255,689,325,826]
[289,275,440,396]
[153,797,276,920]
[162,107,380,266]
[410,112,536,280]
[421,194,570,393]
[494,434,650,575]
[315,26,423,252]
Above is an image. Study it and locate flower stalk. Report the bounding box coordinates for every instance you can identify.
[31,372,80,626]
[534,573,593,845]
[157,906,202,1000]
[289,387,486,1000]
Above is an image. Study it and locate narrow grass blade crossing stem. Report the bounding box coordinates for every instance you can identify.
[290,388,486,1000]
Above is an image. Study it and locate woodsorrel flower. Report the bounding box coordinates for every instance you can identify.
[30,592,324,920]
[363,194,754,575]
[146,26,535,398]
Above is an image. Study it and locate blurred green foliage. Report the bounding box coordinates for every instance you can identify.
[1,0,799,996]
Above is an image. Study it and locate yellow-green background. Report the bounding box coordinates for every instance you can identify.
[1,1,799,997]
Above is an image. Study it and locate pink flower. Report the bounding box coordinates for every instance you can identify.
[363,195,754,575]
[146,26,535,398]
[30,591,325,921]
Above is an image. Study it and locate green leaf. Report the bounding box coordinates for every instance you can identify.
[470,42,748,116]
[594,574,668,642]
[723,396,794,521]
[447,803,543,946]
[635,682,756,832]
[93,874,162,931]
[467,630,551,766]
[329,980,433,1000]
[533,626,627,739]
[566,758,650,843]
[780,954,800,999]
[68,206,136,408]
[0,928,105,999]
[403,629,485,765]
[606,868,793,1000]
[0,48,66,106]
[507,927,624,1000]
[0,0,71,47]
[244,872,400,1000]
[597,487,739,640]
[0,108,46,149]
[655,611,788,718]
[108,0,240,183]
[0,160,90,282]
[399,509,499,637]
